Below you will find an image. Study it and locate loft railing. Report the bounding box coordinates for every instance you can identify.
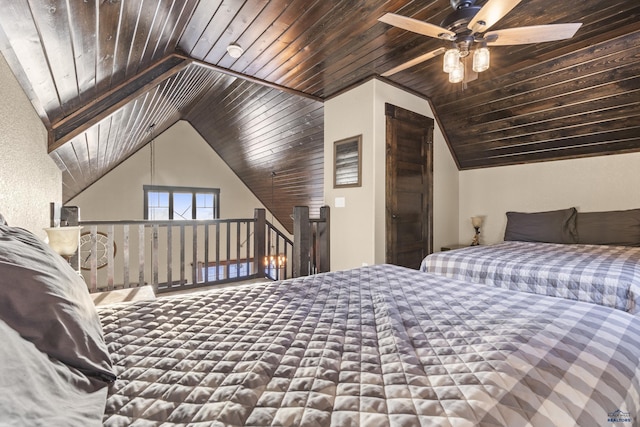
[69,206,328,294]
[293,206,330,276]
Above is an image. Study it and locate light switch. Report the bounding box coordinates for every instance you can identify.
[335,197,346,208]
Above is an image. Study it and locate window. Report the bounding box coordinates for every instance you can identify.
[144,185,220,220]
[198,262,251,282]
[196,259,254,282]
[333,135,362,188]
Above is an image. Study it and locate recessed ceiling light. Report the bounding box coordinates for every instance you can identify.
[226,43,244,58]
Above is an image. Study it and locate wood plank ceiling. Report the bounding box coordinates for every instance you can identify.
[0,0,639,230]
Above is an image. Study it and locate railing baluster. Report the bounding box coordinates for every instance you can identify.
[166,224,172,288]
[107,225,115,290]
[267,226,272,262]
[215,222,220,281]
[180,224,185,286]
[245,220,251,276]
[152,224,159,288]
[311,222,317,275]
[89,226,98,292]
[275,236,281,280]
[123,225,130,288]
[138,225,145,287]
[236,222,241,280]
[204,224,209,283]
[254,209,266,279]
[192,223,198,285]
[285,241,290,279]
[226,221,231,280]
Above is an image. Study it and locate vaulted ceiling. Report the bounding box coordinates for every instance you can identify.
[1,0,639,231]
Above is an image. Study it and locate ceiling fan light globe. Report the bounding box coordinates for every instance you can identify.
[472,47,490,72]
[443,48,461,73]
[449,61,465,83]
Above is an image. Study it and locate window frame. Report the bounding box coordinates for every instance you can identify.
[333,134,362,188]
[143,185,220,220]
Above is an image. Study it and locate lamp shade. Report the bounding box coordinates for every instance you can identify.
[471,216,483,228]
[44,226,82,256]
[449,61,464,83]
[443,48,460,73]
[472,47,490,72]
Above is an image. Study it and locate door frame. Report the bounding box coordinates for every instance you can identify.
[384,103,434,265]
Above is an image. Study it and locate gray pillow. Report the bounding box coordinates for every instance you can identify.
[577,209,640,246]
[0,225,115,382]
[504,207,578,244]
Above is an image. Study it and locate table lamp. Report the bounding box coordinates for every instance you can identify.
[44,226,83,258]
[471,216,483,246]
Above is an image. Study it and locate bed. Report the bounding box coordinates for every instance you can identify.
[420,241,640,315]
[420,208,640,316]
[1,222,639,426]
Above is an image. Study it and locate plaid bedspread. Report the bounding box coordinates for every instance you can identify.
[99,264,640,426]
[421,241,640,315]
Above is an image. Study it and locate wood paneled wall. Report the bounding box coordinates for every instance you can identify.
[185,74,324,232]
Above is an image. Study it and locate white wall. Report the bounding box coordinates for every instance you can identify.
[324,79,459,271]
[324,83,377,270]
[459,153,640,244]
[70,120,281,225]
[0,53,61,237]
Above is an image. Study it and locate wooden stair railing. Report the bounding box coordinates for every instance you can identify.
[293,206,330,277]
[55,205,329,293]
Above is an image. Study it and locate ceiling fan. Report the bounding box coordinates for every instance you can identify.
[379,0,582,83]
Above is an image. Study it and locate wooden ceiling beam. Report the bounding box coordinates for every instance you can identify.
[49,54,192,152]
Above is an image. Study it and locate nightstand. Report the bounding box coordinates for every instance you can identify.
[440,244,470,251]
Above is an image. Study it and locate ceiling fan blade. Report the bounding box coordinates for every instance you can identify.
[379,13,455,40]
[468,0,523,34]
[381,47,446,77]
[485,23,582,46]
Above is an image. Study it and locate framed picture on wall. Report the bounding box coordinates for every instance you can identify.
[333,135,362,188]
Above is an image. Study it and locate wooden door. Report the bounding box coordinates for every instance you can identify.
[385,103,433,268]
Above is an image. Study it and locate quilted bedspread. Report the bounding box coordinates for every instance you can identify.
[421,241,640,315]
[99,264,640,426]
